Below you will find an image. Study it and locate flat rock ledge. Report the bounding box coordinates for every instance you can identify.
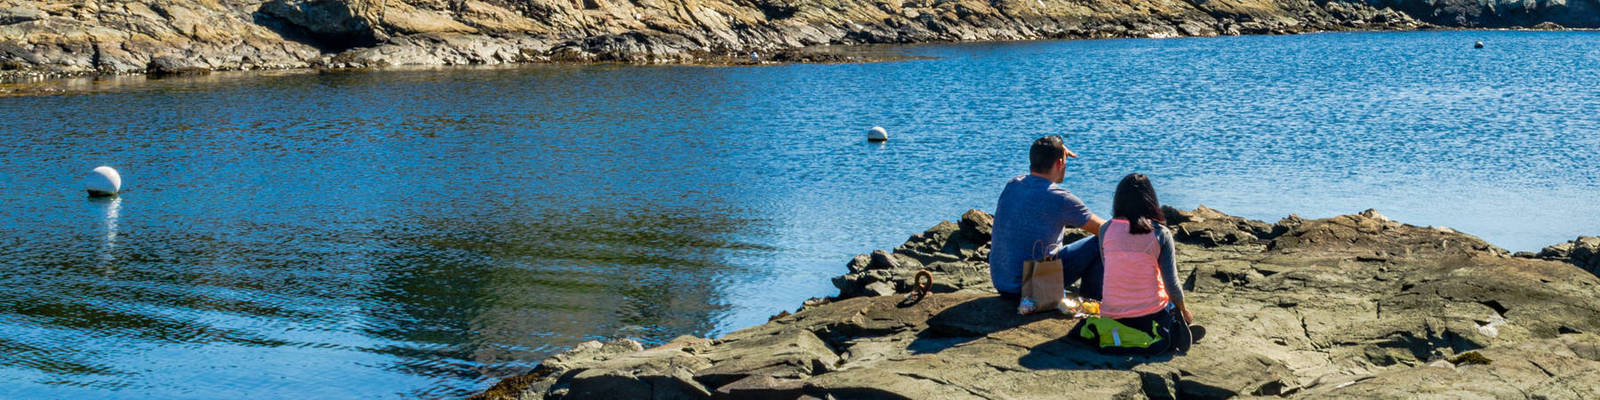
[475,207,1600,400]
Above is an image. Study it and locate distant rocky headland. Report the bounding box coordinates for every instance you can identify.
[473,207,1600,399]
[1,0,1595,81]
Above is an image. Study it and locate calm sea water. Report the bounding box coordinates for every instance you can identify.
[2,30,1597,398]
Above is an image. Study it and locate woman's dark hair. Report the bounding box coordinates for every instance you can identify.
[1113,173,1164,235]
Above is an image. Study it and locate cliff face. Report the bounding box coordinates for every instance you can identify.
[474,208,1600,399]
[0,0,1461,78]
[3,0,1594,78]
[1352,0,1600,28]
[0,1,321,75]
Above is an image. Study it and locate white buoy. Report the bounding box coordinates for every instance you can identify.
[1474,41,1484,49]
[85,166,121,197]
[867,126,889,142]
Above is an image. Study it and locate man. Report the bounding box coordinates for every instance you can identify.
[989,135,1107,301]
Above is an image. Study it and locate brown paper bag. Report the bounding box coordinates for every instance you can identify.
[1020,254,1064,314]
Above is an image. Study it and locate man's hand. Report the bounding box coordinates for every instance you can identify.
[1063,148,1079,158]
[1177,302,1194,325]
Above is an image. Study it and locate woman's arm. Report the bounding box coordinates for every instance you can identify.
[1157,226,1192,324]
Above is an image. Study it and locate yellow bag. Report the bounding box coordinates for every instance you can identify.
[1078,317,1162,349]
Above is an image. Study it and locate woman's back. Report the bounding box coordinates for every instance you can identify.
[1099,219,1170,319]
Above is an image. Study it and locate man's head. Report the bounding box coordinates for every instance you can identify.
[1028,135,1077,183]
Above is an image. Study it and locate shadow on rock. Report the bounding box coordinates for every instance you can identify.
[254,0,383,53]
[909,295,1052,353]
[1017,334,1175,370]
[907,293,1175,367]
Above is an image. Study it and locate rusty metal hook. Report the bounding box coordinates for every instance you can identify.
[900,269,935,307]
[914,269,933,297]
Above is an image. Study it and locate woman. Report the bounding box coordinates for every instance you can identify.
[1094,173,1202,354]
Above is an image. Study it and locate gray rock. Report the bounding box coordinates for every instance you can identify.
[146,55,210,76]
[957,208,993,243]
[561,346,712,399]
[0,6,45,25]
[1536,236,1600,276]
[709,375,806,400]
[893,220,960,265]
[1164,205,1276,246]
[862,281,896,297]
[844,254,870,274]
[481,208,1600,400]
[866,250,899,271]
[538,339,646,374]
[698,329,839,388]
[471,338,645,400]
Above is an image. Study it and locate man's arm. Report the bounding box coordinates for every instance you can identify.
[1056,190,1101,235]
[1079,214,1106,236]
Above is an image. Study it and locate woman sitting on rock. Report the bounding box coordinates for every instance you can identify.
[1082,173,1203,354]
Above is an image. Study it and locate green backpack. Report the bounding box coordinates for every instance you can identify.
[1078,316,1162,350]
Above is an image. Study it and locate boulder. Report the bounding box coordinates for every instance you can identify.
[957,209,993,243]
[1267,208,1506,257]
[1533,236,1600,276]
[867,250,899,271]
[844,254,870,274]
[1163,205,1276,246]
[146,56,211,76]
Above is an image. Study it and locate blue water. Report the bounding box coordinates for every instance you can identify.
[1,30,1597,398]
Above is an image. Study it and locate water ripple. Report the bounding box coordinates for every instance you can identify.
[1,30,1597,399]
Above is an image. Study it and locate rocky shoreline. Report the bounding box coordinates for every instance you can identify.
[473,207,1600,399]
[1,0,1594,83]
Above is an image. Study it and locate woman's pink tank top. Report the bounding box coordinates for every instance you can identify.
[1099,218,1169,319]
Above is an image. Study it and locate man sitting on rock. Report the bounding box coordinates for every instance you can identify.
[990,135,1107,302]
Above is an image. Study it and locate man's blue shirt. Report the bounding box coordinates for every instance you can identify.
[988,174,1093,294]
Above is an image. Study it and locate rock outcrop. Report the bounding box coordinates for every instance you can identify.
[474,208,1600,399]
[1521,236,1600,277]
[8,0,1580,81]
[834,209,996,298]
[6,0,1598,81]
[1163,205,1282,247]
